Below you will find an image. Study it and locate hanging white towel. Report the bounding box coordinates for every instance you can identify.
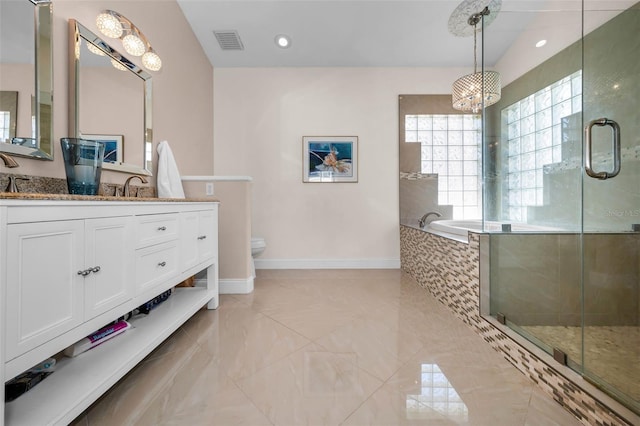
[156,140,185,198]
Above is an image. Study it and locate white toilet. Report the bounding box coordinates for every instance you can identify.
[251,237,266,257]
[250,237,266,277]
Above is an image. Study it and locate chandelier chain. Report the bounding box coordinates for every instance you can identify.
[473,22,477,74]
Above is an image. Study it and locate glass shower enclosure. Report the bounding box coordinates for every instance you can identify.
[484,1,639,414]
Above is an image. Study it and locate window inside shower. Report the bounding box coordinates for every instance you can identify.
[502,70,582,223]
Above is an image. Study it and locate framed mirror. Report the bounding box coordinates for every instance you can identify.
[69,19,153,176]
[0,0,53,161]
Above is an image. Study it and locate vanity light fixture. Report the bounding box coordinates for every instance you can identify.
[535,39,547,48]
[95,10,162,71]
[451,7,501,113]
[275,34,291,49]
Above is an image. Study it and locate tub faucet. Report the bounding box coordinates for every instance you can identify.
[119,175,149,197]
[0,153,19,168]
[419,211,442,228]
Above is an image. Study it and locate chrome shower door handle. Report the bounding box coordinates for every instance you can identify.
[584,118,621,180]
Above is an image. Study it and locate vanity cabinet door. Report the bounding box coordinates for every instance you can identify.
[84,217,135,319]
[5,220,85,361]
[180,208,218,272]
[180,211,199,271]
[197,208,217,264]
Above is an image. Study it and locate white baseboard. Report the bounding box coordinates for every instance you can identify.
[194,277,254,294]
[254,258,401,270]
[220,277,255,294]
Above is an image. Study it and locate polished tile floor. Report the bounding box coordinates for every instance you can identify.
[73,270,581,425]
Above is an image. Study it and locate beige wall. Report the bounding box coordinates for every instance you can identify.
[8,0,214,184]
[183,179,252,281]
[213,67,469,265]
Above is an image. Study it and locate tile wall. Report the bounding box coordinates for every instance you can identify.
[489,233,639,327]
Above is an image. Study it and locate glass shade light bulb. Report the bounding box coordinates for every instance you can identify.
[142,50,162,71]
[87,43,105,56]
[122,33,146,57]
[110,58,127,71]
[96,12,123,38]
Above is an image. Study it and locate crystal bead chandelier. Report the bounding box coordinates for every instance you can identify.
[451,7,501,113]
[95,10,162,72]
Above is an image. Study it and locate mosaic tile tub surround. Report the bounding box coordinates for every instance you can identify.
[400,225,636,426]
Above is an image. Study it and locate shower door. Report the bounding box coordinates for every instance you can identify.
[581,2,639,412]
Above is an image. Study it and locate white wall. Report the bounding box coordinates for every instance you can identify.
[213,67,468,267]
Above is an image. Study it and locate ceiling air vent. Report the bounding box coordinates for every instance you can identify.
[213,30,244,50]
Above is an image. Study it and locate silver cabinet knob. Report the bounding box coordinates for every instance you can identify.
[197,235,207,240]
[158,261,167,267]
[157,226,167,231]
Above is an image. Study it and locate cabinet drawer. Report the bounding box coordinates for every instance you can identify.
[135,241,179,294]
[136,213,179,247]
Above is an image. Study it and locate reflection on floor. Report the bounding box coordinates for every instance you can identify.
[522,325,640,402]
[72,270,581,425]
[407,363,469,422]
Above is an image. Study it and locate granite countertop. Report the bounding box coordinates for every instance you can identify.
[0,192,219,203]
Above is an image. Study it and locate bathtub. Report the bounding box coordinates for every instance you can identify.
[427,220,560,239]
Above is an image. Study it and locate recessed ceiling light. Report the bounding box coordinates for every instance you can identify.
[535,39,547,48]
[275,34,291,49]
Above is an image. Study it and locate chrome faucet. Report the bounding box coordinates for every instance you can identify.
[0,153,19,168]
[120,175,149,197]
[419,211,442,228]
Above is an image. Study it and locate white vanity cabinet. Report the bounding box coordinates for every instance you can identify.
[0,198,219,426]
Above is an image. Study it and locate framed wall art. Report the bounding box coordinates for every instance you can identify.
[82,134,123,164]
[303,136,358,183]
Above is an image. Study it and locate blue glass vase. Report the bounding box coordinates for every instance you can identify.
[60,138,105,195]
